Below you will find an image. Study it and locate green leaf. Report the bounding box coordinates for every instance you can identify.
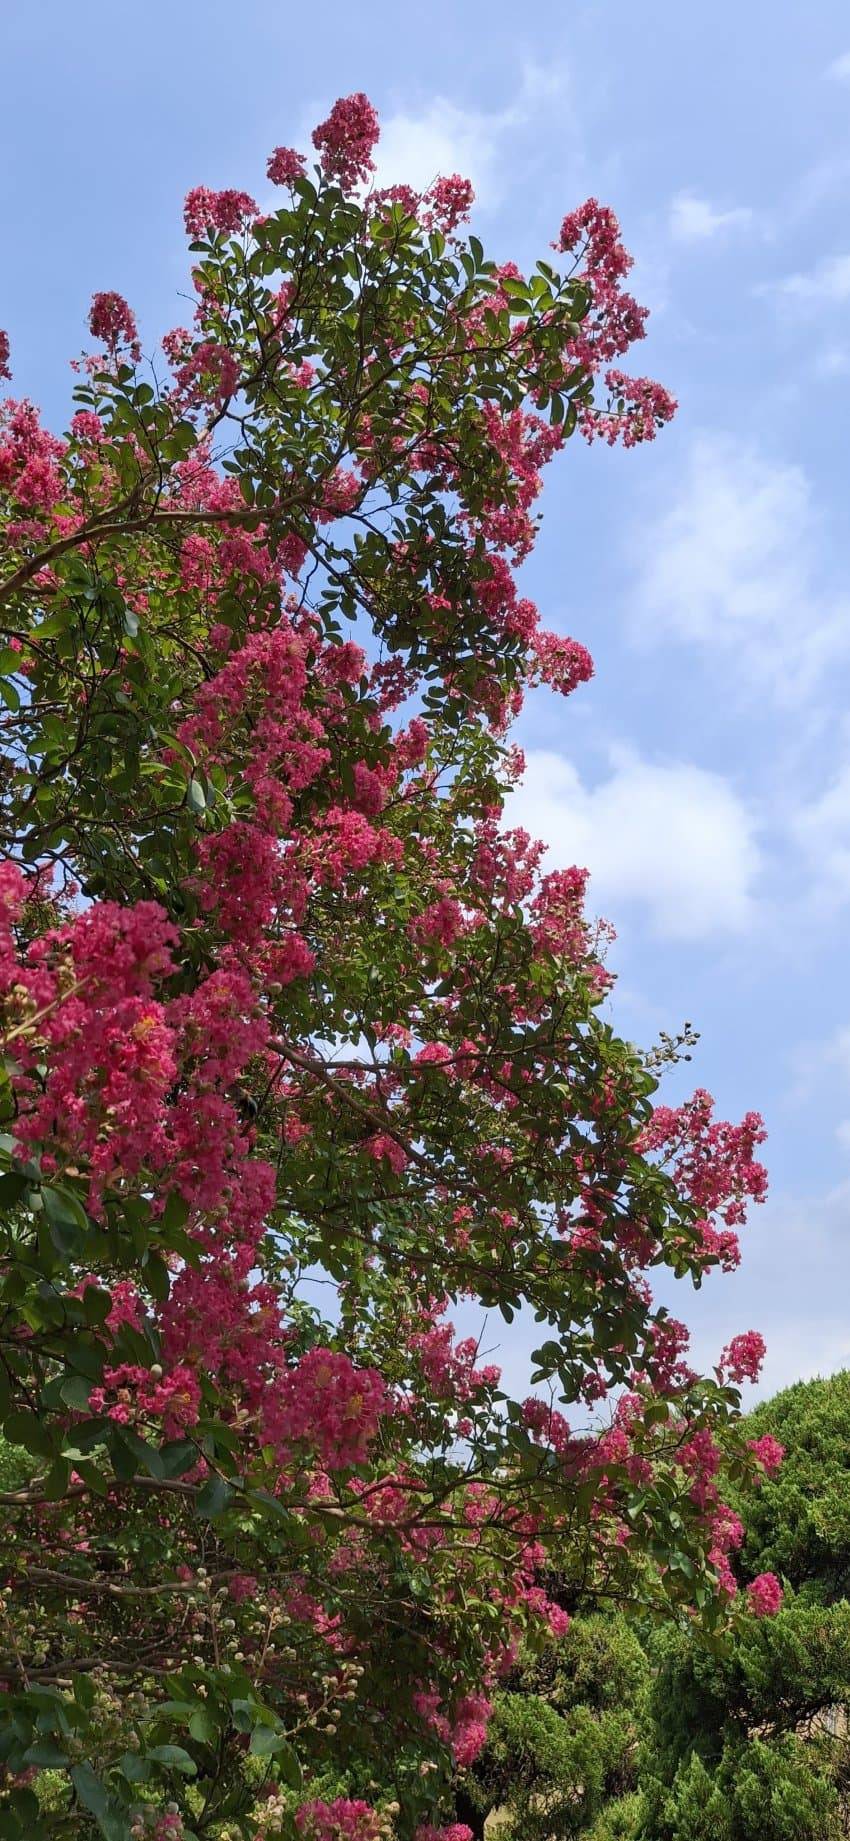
[22,1739,68,1767]
[160,1437,198,1479]
[71,1763,113,1827]
[4,1788,40,1825]
[188,1706,218,1745]
[0,1172,28,1210]
[147,1743,197,1775]
[119,1751,151,1782]
[4,1407,54,1458]
[74,1673,96,1711]
[249,1724,285,1755]
[59,1372,93,1413]
[196,1473,234,1519]
[82,1285,112,1327]
[144,1250,170,1302]
[162,1189,189,1232]
[42,1455,71,1499]
[41,1184,88,1232]
[186,777,207,814]
[114,1426,165,1479]
[274,1735,302,1787]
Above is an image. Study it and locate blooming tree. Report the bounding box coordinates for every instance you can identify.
[0,92,778,1841]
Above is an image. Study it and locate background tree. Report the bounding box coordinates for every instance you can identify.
[458,1613,648,1839]
[599,1373,850,1840]
[0,92,776,1841]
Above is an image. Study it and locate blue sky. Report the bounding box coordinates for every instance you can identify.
[3,0,850,1400]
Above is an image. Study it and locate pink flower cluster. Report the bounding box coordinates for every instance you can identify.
[152,1814,185,1840]
[413,1688,492,1767]
[637,1088,767,1245]
[312,92,380,190]
[175,338,240,406]
[748,1433,784,1474]
[267,1346,392,1469]
[0,329,11,380]
[720,1330,766,1386]
[267,144,307,186]
[416,1829,474,1841]
[531,631,594,698]
[410,1307,500,1403]
[364,1132,409,1175]
[0,398,67,511]
[522,1396,572,1455]
[89,1361,201,1435]
[411,895,464,949]
[295,1799,384,1841]
[421,174,475,232]
[88,291,141,363]
[183,186,258,238]
[580,369,677,447]
[530,865,590,963]
[747,1571,783,1617]
[709,1500,745,1600]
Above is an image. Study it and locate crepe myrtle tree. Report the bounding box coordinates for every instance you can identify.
[0,90,778,1841]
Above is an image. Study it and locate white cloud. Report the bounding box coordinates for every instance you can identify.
[632,434,850,698]
[826,51,850,81]
[374,100,498,200]
[506,747,759,940]
[793,763,850,901]
[678,1176,850,1400]
[372,64,568,208]
[669,191,753,242]
[770,252,850,304]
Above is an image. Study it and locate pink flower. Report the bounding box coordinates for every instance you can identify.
[580,371,677,447]
[637,1089,767,1229]
[70,410,104,445]
[268,1346,391,1470]
[321,641,367,686]
[267,145,306,186]
[0,329,10,381]
[522,1396,572,1454]
[296,1801,383,1841]
[176,339,240,405]
[421,174,475,232]
[183,186,257,238]
[413,896,463,948]
[557,198,632,284]
[352,762,385,816]
[532,632,594,697]
[747,1571,783,1617]
[88,291,141,362]
[748,1433,784,1475]
[364,1132,409,1175]
[416,1829,474,1841]
[720,1331,766,1385]
[312,93,380,189]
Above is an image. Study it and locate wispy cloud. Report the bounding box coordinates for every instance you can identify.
[669,191,753,242]
[373,64,569,208]
[769,252,850,303]
[793,762,850,904]
[826,51,850,81]
[631,434,850,699]
[506,746,760,941]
